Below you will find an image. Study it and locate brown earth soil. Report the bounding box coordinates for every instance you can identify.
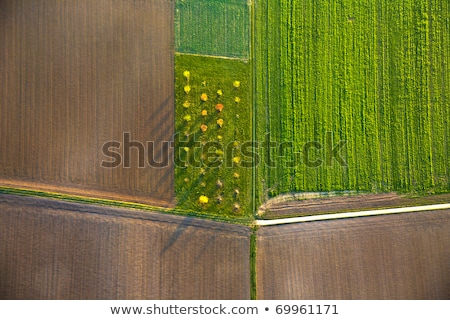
[256,208,450,299]
[0,178,175,208]
[0,193,250,299]
[260,192,450,219]
[0,0,175,207]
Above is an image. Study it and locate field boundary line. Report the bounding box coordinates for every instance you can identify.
[255,203,450,226]
[0,186,254,226]
[175,52,249,62]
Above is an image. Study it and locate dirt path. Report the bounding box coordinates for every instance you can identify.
[260,192,450,219]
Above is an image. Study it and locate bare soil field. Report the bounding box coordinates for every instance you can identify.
[0,0,175,207]
[256,209,450,299]
[0,193,251,299]
[260,193,450,219]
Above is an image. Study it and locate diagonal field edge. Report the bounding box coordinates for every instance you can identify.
[255,203,450,226]
[175,52,249,62]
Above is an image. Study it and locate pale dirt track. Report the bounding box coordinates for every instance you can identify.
[261,192,450,219]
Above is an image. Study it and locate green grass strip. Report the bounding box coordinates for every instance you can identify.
[0,186,254,225]
[249,225,258,300]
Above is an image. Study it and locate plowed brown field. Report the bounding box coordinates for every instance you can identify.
[0,0,175,207]
[256,209,450,299]
[0,194,251,299]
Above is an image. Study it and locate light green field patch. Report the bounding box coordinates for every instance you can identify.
[175,54,253,218]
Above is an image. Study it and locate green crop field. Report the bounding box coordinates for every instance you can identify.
[254,0,450,205]
[175,54,253,218]
[174,0,449,219]
[175,0,251,59]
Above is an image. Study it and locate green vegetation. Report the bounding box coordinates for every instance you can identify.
[254,0,450,205]
[175,0,251,59]
[250,226,258,300]
[175,54,253,219]
[175,0,449,218]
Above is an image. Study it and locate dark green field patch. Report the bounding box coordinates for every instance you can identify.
[175,0,251,59]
